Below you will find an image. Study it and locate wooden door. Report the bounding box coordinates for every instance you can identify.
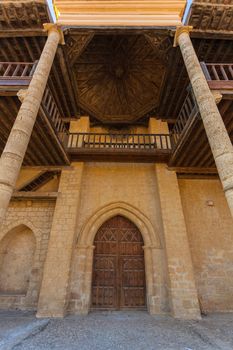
[92,215,146,310]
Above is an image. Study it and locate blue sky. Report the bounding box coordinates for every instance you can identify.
[46,0,193,23]
[183,0,193,22]
[47,0,56,21]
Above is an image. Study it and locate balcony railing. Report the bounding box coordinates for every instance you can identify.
[66,132,172,162]
[41,87,68,142]
[201,62,233,90]
[171,87,200,147]
[0,61,37,87]
[67,133,172,150]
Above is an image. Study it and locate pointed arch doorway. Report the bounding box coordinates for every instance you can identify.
[91,215,146,310]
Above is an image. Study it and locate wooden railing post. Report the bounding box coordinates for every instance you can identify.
[41,86,67,142]
[171,86,200,147]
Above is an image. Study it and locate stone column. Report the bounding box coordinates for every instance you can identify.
[175,26,233,219]
[0,24,63,226]
[37,117,90,318]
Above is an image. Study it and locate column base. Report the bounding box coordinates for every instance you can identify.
[172,312,202,321]
[36,310,66,318]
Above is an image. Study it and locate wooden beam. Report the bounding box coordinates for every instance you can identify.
[68,148,171,163]
[193,101,233,168]
[208,81,233,90]
[10,97,52,165]
[39,106,70,165]
[222,93,233,100]
[177,173,219,179]
[56,47,78,116]
[0,97,38,164]
[169,116,200,166]
[191,30,233,40]
[168,167,217,174]
[0,30,46,38]
[21,166,71,171]
[12,191,59,200]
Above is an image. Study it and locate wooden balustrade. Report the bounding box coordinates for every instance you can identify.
[67,132,172,150]
[200,62,233,89]
[0,61,68,156]
[0,62,37,87]
[171,87,200,147]
[41,87,68,141]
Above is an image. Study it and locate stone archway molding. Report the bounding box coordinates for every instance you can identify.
[77,201,162,249]
[0,219,40,245]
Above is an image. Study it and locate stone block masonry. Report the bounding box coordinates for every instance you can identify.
[155,164,201,319]
[0,200,55,310]
[37,164,85,318]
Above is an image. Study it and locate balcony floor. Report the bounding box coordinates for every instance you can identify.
[68,147,171,163]
[169,98,233,168]
[0,96,69,166]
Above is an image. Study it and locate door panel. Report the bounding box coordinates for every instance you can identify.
[92,255,117,308]
[92,215,146,310]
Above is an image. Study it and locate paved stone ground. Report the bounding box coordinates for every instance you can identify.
[1,311,233,350]
[0,310,35,341]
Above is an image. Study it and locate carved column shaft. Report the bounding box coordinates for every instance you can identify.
[178,29,233,218]
[0,26,61,225]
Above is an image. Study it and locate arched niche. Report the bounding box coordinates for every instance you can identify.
[0,224,36,295]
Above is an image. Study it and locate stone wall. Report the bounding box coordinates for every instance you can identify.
[179,178,233,313]
[68,162,169,315]
[0,225,36,294]
[1,165,233,317]
[0,200,55,310]
[37,164,85,318]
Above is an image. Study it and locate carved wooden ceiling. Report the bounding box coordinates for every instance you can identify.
[1,0,233,128]
[187,0,233,31]
[70,33,170,124]
[0,0,50,32]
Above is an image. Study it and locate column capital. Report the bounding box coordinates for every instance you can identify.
[211,90,223,105]
[17,89,28,103]
[43,23,65,45]
[173,25,193,47]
